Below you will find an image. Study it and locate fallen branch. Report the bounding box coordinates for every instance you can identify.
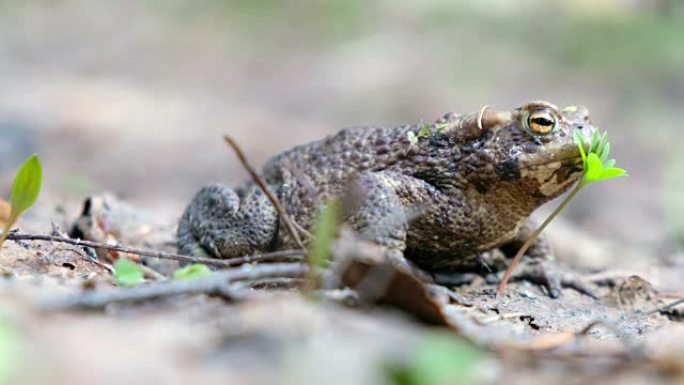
[39,262,308,310]
[223,135,308,249]
[6,232,305,268]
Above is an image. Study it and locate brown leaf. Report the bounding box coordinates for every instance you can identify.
[340,258,451,326]
[331,230,450,326]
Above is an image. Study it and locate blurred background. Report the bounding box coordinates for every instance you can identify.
[0,0,682,288]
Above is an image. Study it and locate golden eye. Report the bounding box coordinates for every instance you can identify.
[525,109,557,135]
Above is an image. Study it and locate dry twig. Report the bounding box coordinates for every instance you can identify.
[648,298,684,315]
[39,262,308,310]
[223,135,307,249]
[6,232,304,268]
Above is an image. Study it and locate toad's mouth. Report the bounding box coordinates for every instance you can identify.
[519,154,584,171]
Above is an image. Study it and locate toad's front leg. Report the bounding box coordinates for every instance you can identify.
[344,171,443,279]
[345,171,410,269]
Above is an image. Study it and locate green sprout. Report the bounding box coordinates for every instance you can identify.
[497,128,627,296]
[113,258,144,287]
[308,199,341,287]
[574,129,627,186]
[0,155,43,249]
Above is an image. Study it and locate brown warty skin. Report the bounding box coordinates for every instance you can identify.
[178,101,596,298]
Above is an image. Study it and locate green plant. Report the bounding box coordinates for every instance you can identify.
[0,155,42,249]
[173,263,212,280]
[385,332,483,385]
[497,129,627,296]
[113,258,144,287]
[308,199,341,286]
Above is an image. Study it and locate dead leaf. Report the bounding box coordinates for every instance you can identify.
[340,258,450,326]
[331,229,450,326]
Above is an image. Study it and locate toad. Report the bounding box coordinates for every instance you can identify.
[178,101,595,297]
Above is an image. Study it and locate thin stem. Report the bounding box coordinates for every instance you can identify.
[0,215,17,250]
[0,229,9,250]
[223,135,308,249]
[497,180,586,296]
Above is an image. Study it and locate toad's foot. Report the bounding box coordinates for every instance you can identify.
[432,251,597,299]
[503,259,598,299]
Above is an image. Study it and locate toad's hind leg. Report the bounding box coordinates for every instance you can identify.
[177,183,278,259]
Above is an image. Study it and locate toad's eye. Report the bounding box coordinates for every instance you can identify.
[525,109,557,135]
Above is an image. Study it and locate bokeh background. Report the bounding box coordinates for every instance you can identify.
[1,0,682,288]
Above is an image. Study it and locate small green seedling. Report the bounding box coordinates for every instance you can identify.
[172,263,212,280]
[113,258,144,287]
[574,129,627,186]
[0,155,43,249]
[308,199,342,286]
[497,128,627,296]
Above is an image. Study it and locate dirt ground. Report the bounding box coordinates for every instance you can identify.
[0,1,683,384]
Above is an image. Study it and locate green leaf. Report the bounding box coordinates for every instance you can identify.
[583,153,604,182]
[599,142,611,162]
[596,132,609,158]
[588,129,601,155]
[173,263,212,280]
[113,258,144,287]
[309,199,341,270]
[306,199,342,289]
[0,155,43,249]
[574,128,627,186]
[573,129,587,164]
[582,153,627,185]
[8,155,42,224]
[599,167,628,180]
